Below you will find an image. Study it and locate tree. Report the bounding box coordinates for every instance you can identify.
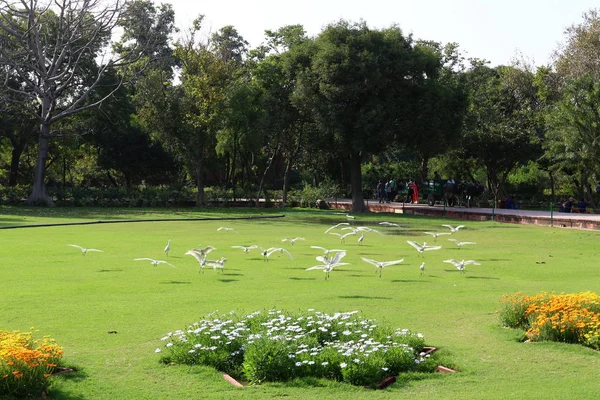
[299,21,426,212]
[0,0,150,205]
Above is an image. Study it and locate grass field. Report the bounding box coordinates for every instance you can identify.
[1,207,599,399]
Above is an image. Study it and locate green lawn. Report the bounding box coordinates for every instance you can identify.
[1,207,599,399]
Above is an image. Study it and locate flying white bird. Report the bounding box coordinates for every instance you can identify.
[310,246,345,261]
[195,245,216,256]
[185,250,206,273]
[205,257,227,272]
[259,247,293,261]
[443,259,481,273]
[354,226,384,236]
[361,257,404,277]
[442,224,465,233]
[407,240,442,257]
[324,222,350,234]
[282,237,305,245]
[448,239,476,248]
[419,262,426,275]
[329,231,357,243]
[217,226,238,233]
[423,232,451,242]
[231,245,258,253]
[164,239,171,257]
[378,221,400,227]
[306,251,349,279]
[134,258,175,268]
[67,244,104,255]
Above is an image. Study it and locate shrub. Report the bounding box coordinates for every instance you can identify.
[0,330,63,398]
[156,309,439,386]
[499,291,600,349]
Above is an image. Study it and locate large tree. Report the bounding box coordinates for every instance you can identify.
[0,0,152,205]
[299,21,428,212]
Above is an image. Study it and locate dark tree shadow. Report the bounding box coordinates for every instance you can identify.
[218,279,238,283]
[159,281,191,284]
[289,277,316,281]
[97,269,123,272]
[338,295,393,300]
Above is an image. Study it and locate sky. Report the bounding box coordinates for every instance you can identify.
[163,0,598,67]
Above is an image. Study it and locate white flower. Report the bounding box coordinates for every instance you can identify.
[353,358,361,363]
[166,343,173,347]
[155,348,161,353]
[382,367,389,371]
[322,362,329,366]
[340,362,347,368]
[308,361,315,365]
[342,330,352,336]
[295,362,302,367]
[417,333,424,338]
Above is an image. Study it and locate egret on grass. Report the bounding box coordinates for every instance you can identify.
[335,212,355,219]
[134,258,175,268]
[185,250,206,273]
[423,232,451,242]
[448,239,476,249]
[419,262,426,275]
[205,257,227,273]
[357,233,365,245]
[231,245,258,253]
[217,226,238,233]
[443,259,480,273]
[164,240,172,257]
[442,224,465,233]
[407,240,442,257]
[282,237,305,245]
[67,244,104,255]
[361,257,404,277]
[306,251,348,280]
[324,222,350,234]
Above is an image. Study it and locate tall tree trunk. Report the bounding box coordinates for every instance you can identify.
[8,142,25,187]
[196,155,205,207]
[282,157,293,205]
[349,152,366,213]
[256,146,279,205]
[27,123,53,206]
[419,154,429,183]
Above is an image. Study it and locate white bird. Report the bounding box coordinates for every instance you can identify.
[378,221,400,227]
[442,224,465,233]
[282,237,305,245]
[419,262,426,275]
[423,232,451,242]
[217,226,238,233]
[361,257,404,277]
[67,244,104,255]
[443,259,481,273]
[310,246,345,261]
[329,231,357,243]
[260,247,293,261]
[407,240,442,257]
[195,245,216,256]
[205,257,227,272]
[231,245,258,253]
[134,258,175,268]
[357,233,364,245]
[448,239,476,248]
[185,250,206,273]
[306,251,349,279]
[355,226,384,236]
[335,212,355,219]
[324,222,350,234]
[164,239,171,257]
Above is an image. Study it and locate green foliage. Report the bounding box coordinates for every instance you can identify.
[157,310,436,386]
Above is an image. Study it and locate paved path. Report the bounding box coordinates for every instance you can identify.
[327,199,600,230]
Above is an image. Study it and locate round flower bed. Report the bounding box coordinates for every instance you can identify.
[156,309,440,386]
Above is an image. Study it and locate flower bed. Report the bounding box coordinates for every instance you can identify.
[156,309,440,386]
[499,291,600,349]
[0,330,63,398]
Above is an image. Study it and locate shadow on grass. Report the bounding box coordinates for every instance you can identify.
[223,273,244,276]
[218,279,238,283]
[97,269,123,272]
[465,276,500,280]
[338,295,392,300]
[159,281,192,284]
[347,274,374,278]
[289,277,316,281]
[390,279,423,283]
[478,258,511,262]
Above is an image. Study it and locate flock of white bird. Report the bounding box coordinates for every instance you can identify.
[66,221,481,280]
